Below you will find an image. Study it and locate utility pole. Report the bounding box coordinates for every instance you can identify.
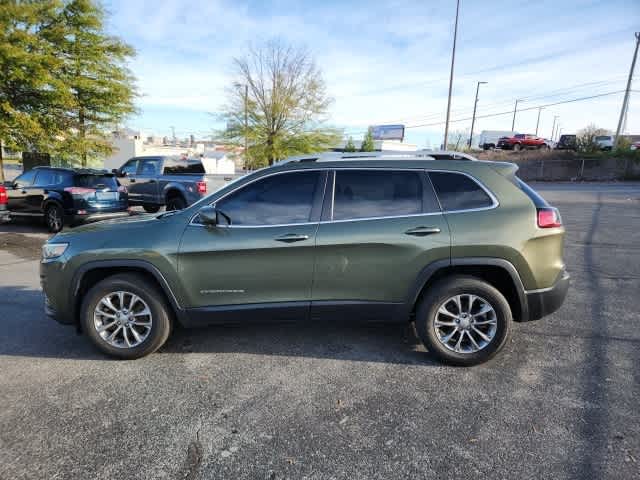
[443,0,460,150]
[511,99,521,131]
[551,115,559,141]
[468,81,487,148]
[535,107,543,136]
[615,32,640,147]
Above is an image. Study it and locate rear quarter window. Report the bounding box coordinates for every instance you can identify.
[429,171,494,212]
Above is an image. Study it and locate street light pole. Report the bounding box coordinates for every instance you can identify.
[511,99,521,131]
[535,107,543,136]
[614,32,640,147]
[468,81,487,148]
[443,0,460,150]
[551,115,559,141]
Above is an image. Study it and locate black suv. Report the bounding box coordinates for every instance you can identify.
[4,167,129,232]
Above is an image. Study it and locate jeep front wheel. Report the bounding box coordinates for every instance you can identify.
[415,275,512,366]
[80,273,172,359]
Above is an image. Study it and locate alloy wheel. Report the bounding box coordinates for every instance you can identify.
[433,294,498,354]
[93,291,153,348]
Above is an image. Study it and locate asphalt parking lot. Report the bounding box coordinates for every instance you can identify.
[0,182,639,480]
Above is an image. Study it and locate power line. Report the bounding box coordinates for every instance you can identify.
[404,90,627,130]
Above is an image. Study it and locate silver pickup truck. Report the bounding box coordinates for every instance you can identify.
[114,156,242,212]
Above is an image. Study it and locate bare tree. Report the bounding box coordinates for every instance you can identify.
[577,124,611,153]
[220,39,340,168]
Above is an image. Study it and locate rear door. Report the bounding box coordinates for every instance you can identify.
[311,169,450,321]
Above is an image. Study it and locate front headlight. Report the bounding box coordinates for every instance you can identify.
[42,243,69,259]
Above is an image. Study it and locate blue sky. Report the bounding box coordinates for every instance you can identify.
[103,0,640,146]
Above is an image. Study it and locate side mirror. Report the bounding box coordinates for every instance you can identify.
[113,169,125,177]
[198,206,218,226]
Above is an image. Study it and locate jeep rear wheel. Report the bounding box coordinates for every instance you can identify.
[80,274,172,359]
[415,275,512,366]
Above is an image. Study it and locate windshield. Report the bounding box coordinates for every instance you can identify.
[595,136,611,141]
[75,174,119,190]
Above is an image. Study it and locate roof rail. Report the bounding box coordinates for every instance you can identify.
[275,150,440,165]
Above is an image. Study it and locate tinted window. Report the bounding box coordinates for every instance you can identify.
[429,171,494,211]
[75,175,119,190]
[215,171,321,225]
[34,169,64,186]
[14,170,37,186]
[138,158,160,175]
[121,159,139,175]
[333,170,426,221]
[163,160,205,175]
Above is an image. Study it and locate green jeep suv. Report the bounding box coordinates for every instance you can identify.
[40,153,569,365]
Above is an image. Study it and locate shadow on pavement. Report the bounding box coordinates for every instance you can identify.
[0,284,436,366]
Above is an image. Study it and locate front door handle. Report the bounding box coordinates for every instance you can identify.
[405,226,441,236]
[275,233,309,243]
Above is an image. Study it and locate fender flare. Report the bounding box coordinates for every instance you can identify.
[399,257,528,322]
[70,259,187,326]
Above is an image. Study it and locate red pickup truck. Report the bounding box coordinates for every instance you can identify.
[497,134,547,151]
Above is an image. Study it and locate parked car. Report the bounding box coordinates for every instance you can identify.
[3,167,129,232]
[114,156,241,212]
[555,134,577,151]
[0,183,8,222]
[630,141,640,151]
[41,152,569,366]
[497,134,548,151]
[477,130,517,150]
[595,135,614,151]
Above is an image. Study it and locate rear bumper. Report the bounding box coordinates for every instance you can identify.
[0,204,8,221]
[525,270,570,321]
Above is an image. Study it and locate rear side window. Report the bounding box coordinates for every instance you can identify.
[138,158,160,175]
[429,171,494,212]
[332,170,431,221]
[163,161,205,175]
[35,169,65,186]
[75,175,119,190]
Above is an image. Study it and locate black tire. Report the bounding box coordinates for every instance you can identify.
[44,203,64,233]
[513,143,521,152]
[166,195,186,211]
[80,273,172,359]
[143,204,161,213]
[415,275,512,366]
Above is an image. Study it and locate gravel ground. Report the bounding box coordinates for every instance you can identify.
[0,182,638,480]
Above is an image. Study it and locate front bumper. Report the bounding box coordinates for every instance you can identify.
[525,270,570,321]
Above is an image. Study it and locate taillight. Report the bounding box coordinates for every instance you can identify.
[537,207,562,228]
[196,181,207,194]
[0,186,7,205]
[64,187,96,196]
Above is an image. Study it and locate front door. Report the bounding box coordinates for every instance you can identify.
[7,169,38,214]
[118,158,140,202]
[311,169,451,321]
[178,170,326,322]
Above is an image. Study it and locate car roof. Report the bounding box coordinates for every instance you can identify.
[32,166,112,175]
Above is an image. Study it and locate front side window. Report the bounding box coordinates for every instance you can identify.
[14,170,37,187]
[332,170,425,221]
[429,171,494,212]
[121,159,139,175]
[215,171,321,226]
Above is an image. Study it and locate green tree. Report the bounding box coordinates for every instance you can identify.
[576,124,610,154]
[360,128,375,152]
[343,136,356,152]
[0,1,70,182]
[220,39,340,168]
[46,0,137,166]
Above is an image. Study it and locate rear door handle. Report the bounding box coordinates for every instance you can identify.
[149,179,157,184]
[275,233,309,243]
[130,179,136,183]
[405,226,441,236]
